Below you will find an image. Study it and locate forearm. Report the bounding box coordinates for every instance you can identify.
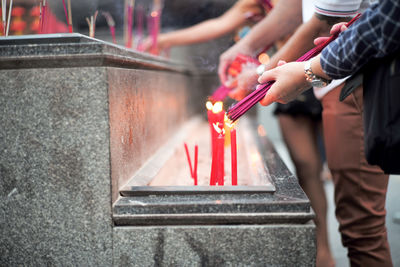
[238,0,302,55]
[160,17,245,47]
[266,14,333,69]
[321,0,400,79]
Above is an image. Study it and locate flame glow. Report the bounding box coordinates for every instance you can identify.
[212,101,223,114]
[206,101,213,111]
[258,53,270,65]
[151,11,158,17]
[224,114,236,129]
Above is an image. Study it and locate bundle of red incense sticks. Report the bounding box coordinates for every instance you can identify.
[227,13,362,122]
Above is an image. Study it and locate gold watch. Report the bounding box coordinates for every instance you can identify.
[304,59,331,88]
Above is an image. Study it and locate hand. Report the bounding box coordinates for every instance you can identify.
[314,22,348,45]
[229,65,259,101]
[142,34,169,53]
[218,43,252,86]
[257,60,311,106]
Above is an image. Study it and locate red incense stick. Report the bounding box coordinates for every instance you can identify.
[227,13,362,122]
[184,143,194,179]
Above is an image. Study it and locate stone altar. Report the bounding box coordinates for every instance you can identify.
[0,34,315,266]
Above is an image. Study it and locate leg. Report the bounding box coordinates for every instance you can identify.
[278,114,334,267]
[322,85,393,267]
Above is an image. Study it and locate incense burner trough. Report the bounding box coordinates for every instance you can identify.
[0,34,315,266]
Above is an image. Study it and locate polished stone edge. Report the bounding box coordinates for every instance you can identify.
[121,185,275,196]
[113,212,314,226]
[0,33,192,73]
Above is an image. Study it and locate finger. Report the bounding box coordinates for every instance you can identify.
[218,58,231,84]
[277,60,287,67]
[258,69,275,84]
[314,37,329,46]
[259,88,277,106]
[340,25,348,32]
[330,22,347,34]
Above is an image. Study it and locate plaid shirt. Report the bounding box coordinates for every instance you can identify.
[320,0,400,79]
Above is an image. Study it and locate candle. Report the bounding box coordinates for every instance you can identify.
[230,126,237,186]
[206,101,215,155]
[194,145,198,186]
[135,5,144,50]
[5,0,12,37]
[62,0,69,31]
[67,0,73,33]
[225,116,237,185]
[184,143,194,179]
[150,0,162,55]
[103,12,116,44]
[126,0,134,48]
[213,122,225,186]
[217,130,225,186]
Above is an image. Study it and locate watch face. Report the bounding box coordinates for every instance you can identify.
[311,79,327,88]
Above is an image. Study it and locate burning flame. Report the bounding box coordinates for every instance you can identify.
[213,123,225,135]
[212,101,223,114]
[224,114,236,129]
[151,11,159,17]
[206,101,213,111]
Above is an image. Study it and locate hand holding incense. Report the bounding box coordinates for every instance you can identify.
[226,13,362,122]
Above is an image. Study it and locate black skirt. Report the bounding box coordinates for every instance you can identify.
[274,89,322,121]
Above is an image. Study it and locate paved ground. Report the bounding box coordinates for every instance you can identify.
[258,105,400,266]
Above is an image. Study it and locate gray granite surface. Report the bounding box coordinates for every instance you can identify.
[114,224,316,266]
[0,67,113,266]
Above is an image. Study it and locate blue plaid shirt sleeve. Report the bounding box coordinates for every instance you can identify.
[320,0,400,79]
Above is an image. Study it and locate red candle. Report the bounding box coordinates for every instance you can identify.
[230,127,237,185]
[194,145,198,186]
[184,143,194,179]
[206,101,215,156]
[217,131,225,186]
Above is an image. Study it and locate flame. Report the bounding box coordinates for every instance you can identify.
[224,114,236,129]
[213,123,225,135]
[206,101,213,111]
[212,101,223,114]
[151,11,158,17]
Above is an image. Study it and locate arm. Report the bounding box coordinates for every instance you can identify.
[143,0,258,52]
[321,0,400,79]
[231,13,336,100]
[218,0,302,84]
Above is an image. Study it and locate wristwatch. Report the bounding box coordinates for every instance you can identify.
[304,59,331,88]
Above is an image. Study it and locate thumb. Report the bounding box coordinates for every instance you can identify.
[258,68,276,84]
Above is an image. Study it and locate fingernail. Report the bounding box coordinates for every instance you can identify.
[256,84,262,90]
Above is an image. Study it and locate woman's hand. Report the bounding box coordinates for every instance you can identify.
[218,43,253,86]
[229,65,259,100]
[257,60,311,106]
[314,22,348,45]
